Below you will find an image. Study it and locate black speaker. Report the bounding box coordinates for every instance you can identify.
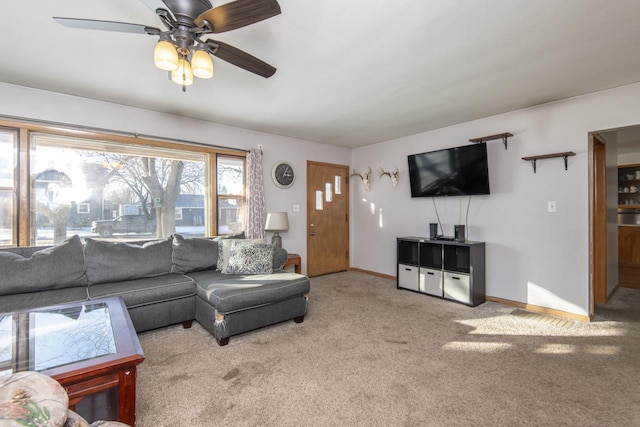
[429,223,438,239]
[454,225,466,242]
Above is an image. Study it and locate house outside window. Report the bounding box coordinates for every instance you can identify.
[77,203,91,214]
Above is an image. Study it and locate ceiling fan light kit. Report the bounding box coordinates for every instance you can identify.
[153,37,179,71]
[171,58,194,88]
[191,48,214,79]
[54,0,280,91]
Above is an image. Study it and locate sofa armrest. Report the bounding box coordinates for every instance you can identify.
[273,247,288,269]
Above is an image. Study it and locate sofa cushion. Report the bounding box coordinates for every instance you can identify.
[171,234,219,274]
[0,372,70,427]
[84,238,173,285]
[189,270,310,313]
[0,287,89,313]
[88,274,196,308]
[0,235,87,296]
[223,241,274,275]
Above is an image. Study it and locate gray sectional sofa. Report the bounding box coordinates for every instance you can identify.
[0,234,310,346]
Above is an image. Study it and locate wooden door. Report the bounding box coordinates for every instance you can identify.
[307,161,349,277]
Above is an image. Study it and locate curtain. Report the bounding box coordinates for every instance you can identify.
[245,147,266,239]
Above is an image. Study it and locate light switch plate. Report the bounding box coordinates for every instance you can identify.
[293,204,300,213]
[547,201,557,213]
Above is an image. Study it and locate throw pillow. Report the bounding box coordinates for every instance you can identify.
[222,241,274,275]
[218,238,265,273]
[213,231,249,270]
[84,237,173,285]
[171,234,219,274]
[0,234,87,295]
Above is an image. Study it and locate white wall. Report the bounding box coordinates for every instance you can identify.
[5,81,640,317]
[0,83,351,271]
[350,82,640,318]
[619,152,640,165]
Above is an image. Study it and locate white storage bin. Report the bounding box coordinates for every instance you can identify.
[419,268,443,296]
[443,271,471,304]
[398,264,419,291]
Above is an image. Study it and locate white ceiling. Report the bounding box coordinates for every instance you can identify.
[2,0,640,148]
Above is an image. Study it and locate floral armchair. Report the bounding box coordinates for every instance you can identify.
[0,371,129,427]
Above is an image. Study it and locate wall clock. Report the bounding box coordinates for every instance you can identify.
[272,162,295,188]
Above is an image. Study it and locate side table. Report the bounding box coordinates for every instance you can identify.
[284,253,302,274]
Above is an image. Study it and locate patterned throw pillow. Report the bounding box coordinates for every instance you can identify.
[217,238,264,272]
[222,241,274,275]
[214,232,246,271]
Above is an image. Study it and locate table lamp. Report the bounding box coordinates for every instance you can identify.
[265,212,289,248]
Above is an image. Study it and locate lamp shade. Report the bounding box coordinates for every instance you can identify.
[171,58,194,86]
[265,212,289,231]
[154,40,179,71]
[191,49,214,79]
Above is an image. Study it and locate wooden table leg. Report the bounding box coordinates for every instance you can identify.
[119,368,137,426]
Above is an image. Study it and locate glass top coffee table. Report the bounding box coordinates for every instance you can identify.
[0,297,144,426]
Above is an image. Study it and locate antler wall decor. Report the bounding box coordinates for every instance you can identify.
[351,167,372,192]
[378,167,400,189]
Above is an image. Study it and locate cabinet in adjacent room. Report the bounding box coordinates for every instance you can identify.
[618,164,640,207]
[397,236,486,306]
[619,226,640,287]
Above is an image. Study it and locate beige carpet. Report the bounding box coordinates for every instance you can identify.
[136,271,640,426]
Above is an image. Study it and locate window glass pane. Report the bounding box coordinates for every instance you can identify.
[217,156,245,234]
[0,129,16,247]
[0,190,14,247]
[31,134,207,245]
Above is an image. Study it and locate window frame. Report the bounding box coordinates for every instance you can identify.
[216,154,247,235]
[0,118,246,246]
[0,127,18,246]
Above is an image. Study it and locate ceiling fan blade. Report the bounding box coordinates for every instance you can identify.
[207,40,276,78]
[194,0,281,33]
[53,17,160,35]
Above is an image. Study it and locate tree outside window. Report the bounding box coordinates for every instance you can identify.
[30,134,207,245]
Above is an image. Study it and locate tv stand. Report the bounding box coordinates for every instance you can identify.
[396,236,485,306]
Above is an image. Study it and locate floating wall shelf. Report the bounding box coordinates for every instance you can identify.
[521,151,576,173]
[469,132,513,150]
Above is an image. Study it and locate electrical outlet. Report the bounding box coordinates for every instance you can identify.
[547,201,557,213]
[293,204,300,213]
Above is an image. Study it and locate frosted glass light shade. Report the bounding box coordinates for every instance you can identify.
[154,40,179,71]
[191,50,214,79]
[171,59,194,86]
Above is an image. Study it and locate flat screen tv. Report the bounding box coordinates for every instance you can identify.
[407,143,490,197]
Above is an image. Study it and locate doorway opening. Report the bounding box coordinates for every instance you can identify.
[590,125,640,317]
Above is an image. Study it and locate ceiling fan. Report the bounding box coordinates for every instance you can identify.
[54,0,281,91]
